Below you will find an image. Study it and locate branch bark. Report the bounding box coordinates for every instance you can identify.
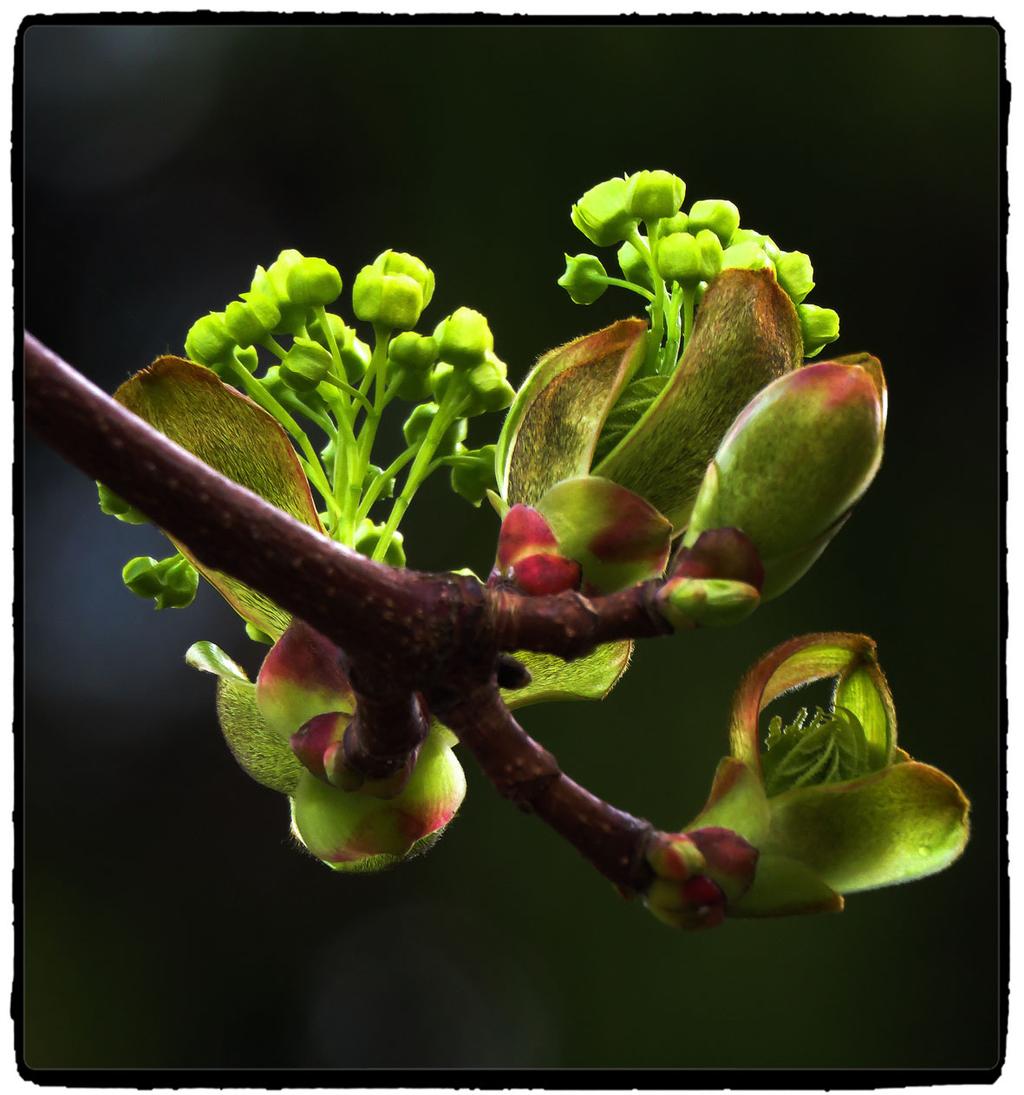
[24,332,675,893]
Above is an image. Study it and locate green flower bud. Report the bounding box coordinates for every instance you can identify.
[775,251,815,304]
[232,346,260,374]
[389,331,438,371]
[721,240,774,273]
[662,212,689,234]
[122,554,198,610]
[557,253,609,305]
[352,266,423,330]
[222,293,281,349]
[263,365,328,419]
[264,249,305,300]
[430,361,457,404]
[363,463,395,500]
[184,312,234,367]
[354,518,406,567]
[285,257,343,307]
[438,306,494,368]
[402,402,467,456]
[798,303,840,357]
[656,232,701,285]
[372,250,435,308]
[450,444,498,506]
[617,240,654,291]
[570,177,638,247]
[686,199,741,246]
[465,355,515,415]
[694,229,724,282]
[280,337,333,392]
[388,332,438,401]
[625,169,685,220]
[97,482,147,524]
[307,310,346,351]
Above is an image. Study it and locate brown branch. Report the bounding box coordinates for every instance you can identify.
[432,679,656,892]
[24,331,675,893]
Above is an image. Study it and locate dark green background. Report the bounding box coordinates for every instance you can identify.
[22,21,1003,1072]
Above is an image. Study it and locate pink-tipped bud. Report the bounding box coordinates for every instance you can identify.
[290,711,348,782]
[490,503,581,595]
[644,826,758,929]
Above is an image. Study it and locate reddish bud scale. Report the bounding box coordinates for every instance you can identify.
[291,711,347,781]
[671,527,764,590]
[511,553,582,595]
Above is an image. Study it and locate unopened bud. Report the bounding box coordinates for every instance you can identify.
[280,337,333,392]
[798,303,840,357]
[625,169,685,220]
[438,306,494,368]
[285,257,343,307]
[686,199,741,245]
[352,266,424,330]
[373,250,435,308]
[570,177,638,247]
[122,554,198,610]
[558,253,609,305]
[185,312,234,367]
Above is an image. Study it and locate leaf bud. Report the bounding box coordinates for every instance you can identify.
[798,303,840,357]
[685,356,886,599]
[686,199,741,245]
[223,293,282,348]
[489,503,581,595]
[437,306,494,368]
[97,482,147,524]
[570,176,639,247]
[617,240,654,291]
[354,518,406,567]
[372,250,435,308]
[625,169,686,220]
[289,734,465,870]
[557,253,609,305]
[285,257,343,307]
[775,251,815,304]
[352,266,424,330]
[122,554,199,610]
[184,312,234,368]
[279,337,333,392]
[657,576,761,631]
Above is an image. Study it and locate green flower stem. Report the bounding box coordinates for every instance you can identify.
[631,224,666,374]
[322,373,373,416]
[370,390,468,562]
[260,334,290,361]
[682,286,696,350]
[660,283,685,374]
[600,275,655,302]
[223,358,340,521]
[345,325,393,535]
[354,443,419,524]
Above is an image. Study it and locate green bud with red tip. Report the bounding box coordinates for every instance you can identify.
[685,355,887,600]
[644,826,759,930]
[290,732,466,871]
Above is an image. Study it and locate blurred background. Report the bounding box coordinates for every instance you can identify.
[22,21,1003,1072]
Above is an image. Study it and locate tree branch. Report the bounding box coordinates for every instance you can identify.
[24,332,673,892]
